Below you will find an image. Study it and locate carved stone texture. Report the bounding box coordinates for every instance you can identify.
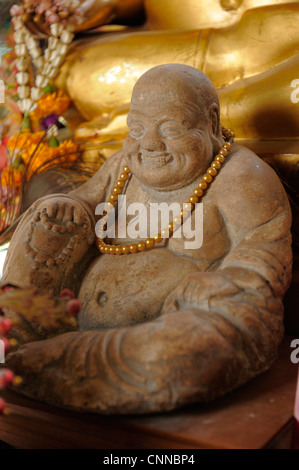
[3,64,292,414]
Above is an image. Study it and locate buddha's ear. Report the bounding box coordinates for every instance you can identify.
[209,104,223,152]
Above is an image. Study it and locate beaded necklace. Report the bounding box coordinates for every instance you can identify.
[96,126,234,255]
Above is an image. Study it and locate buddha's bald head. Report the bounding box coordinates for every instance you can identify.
[130,63,221,135]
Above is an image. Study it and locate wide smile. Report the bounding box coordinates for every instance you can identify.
[139,151,174,167]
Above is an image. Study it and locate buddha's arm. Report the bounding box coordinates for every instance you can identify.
[2,153,124,343]
[162,148,292,383]
[2,150,124,289]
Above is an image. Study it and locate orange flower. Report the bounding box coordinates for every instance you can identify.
[21,142,50,166]
[56,140,79,163]
[32,90,71,120]
[4,129,80,186]
[7,131,45,153]
[21,139,79,178]
[1,167,13,187]
[13,169,24,186]
[1,166,23,188]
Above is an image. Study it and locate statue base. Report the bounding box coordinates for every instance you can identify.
[0,337,297,449]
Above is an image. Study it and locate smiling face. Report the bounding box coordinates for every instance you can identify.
[122,65,221,191]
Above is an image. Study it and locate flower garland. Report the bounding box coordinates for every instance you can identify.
[0,85,80,232]
[0,2,87,234]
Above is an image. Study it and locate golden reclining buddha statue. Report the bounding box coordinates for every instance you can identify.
[51,0,299,152]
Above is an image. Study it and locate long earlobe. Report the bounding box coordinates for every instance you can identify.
[210,104,219,136]
[210,104,224,152]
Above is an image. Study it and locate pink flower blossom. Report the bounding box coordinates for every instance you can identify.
[10,4,24,17]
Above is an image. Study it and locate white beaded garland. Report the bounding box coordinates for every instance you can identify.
[16,71,29,85]
[14,30,25,43]
[60,31,74,44]
[35,74,48,88]
[15,44,26,56]
[50,23,64,37]
[15,57,27,70]
[18,85,30,99]
[30,87,43,101]
[12,13,75,119]
[33,57,44,69]
[48,37,60,50]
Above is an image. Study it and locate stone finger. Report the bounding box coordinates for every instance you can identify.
[56,202,65,221]
[64,204,74,222]
[73,207,86,226]
[46,202,57,219]
[52,225,61,233]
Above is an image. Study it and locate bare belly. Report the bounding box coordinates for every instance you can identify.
[78,247,199,330]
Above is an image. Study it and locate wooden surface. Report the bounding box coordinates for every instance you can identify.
[0,337,298,449]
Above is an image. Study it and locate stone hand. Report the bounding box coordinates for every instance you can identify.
[28,195,95,253]
[25,196,95,273]
[1,194,96,297]
[162,272,239,314]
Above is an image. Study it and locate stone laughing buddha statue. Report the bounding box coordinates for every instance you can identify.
[3,64,292,414]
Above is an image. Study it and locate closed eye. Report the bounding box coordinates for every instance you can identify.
[160,127,183,138]
[159,121,186,139]
[129,123,146,140]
